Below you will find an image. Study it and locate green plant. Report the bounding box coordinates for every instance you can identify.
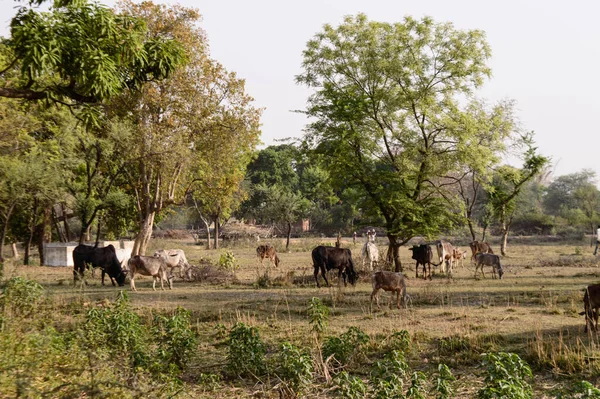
[371,350,409,399]
[307,297,329,336]
[333,371,368,399]
[275,342,313,396]
[214,323,228,340]
[0,277,44,317]
[218,250,239,272]
[478,352,533,399]
[406,371,427,399]
[197,373,222,392]
[557,381,600,398]
[226,322,267,377]
[322,326,370,367]
[151,307,197,373]
[388,330,411,353]
[433,364,456,399]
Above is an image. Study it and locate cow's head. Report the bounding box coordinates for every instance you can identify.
[115,271,127,286]
[498,267,504,280]
[348,270,358,286]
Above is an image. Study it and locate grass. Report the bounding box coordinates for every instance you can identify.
[2,237,600,397]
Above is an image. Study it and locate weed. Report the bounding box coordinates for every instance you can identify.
[0,277,44,317]
[151,307,197,373]
[333,371,368,399]
[322,326,370,368]
[226,322,267,377]
[218,250,240,273]
[433,364,456,399]
[197,373,222,392]
[406,371,427,399]
[371,350,409,398]
[275,342,313,396]
[478,352,533,399]
[557,380,600,398]
[307,297,329,337]
[386,330,411,353]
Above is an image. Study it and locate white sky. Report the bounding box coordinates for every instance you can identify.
[1,0,599,179]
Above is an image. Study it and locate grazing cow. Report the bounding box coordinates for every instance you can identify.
[409,244,434,280]
[452,248,468,268]
[370,271,408,309]
[312,246,358,288]
[435,240,455,275]
[474,253,504,279]
[362,241,379,271]
[154,249,192,280]
[579,284,600,333]
[469,240,494,261]
[72,244,126,287]
[127,255,172,291]
[256,244,280,267]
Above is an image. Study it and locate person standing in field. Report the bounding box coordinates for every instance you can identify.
[594,225,600,255]
[353,231,357,245]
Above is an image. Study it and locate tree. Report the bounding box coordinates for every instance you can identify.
[487,134,549,255]
[297,14,516,271]
[110,1,261,255]
[1,0,184,112]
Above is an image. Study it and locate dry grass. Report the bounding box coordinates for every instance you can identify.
[3,237,600,396]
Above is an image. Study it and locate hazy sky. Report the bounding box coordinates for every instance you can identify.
[1,0,598,179]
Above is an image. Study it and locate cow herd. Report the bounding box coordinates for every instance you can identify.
[71,237,600,334]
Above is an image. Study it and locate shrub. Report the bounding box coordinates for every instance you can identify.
[218,250,239,273]
[226,322,267,377]
[478,352,533,399]
[333,371,368,399]
[433,364,456,399]
[151,307,197,374]
[322,326,370,367]
[387,330,411,353]
[371,350,409,399]
[275,342,313,396]
[0,277,44,317]
[557,381,600,398]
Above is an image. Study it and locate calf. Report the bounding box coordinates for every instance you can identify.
[154,249,192,280]
[580,284,600,333]
[370,271,408,309]
[409,244,433,280]
[474,253,504,279]
[452,248,468,268]
[256,244,280,267]
[469,240,494,261]
[127,255,172,291]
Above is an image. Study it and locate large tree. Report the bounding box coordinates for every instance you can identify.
[297,14,519,271]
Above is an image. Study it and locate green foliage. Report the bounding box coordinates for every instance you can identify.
[84,291,148,368]
[333,371,368,399]
[406,371,427,399]
[151,307,197,374]
[557,381,600,399]
[218,250,240,273]
[275,342,313,396]
[322,326,370,367]
[307,297,329,336]
[433,364,456,399]
[226,322,267,377]
[371,350,409,399]
[387,330,411,353]
[0,277,44,317]
[197,373,222,392]
[478,352,533,399]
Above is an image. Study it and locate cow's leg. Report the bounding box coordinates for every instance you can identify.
[427,263,432,280]
[321,265,329,287]
[339,268,348,287]
[130,275,137,291]
[314,266,321,288]
[415,262,419,279]
[370,288,380,310]
[396,289,401,309]
[152,276,157,291]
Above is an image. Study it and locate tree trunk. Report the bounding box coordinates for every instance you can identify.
[213,216,220,249]
[0,201,16,262]
[467,219,476,242]
[500,206,507,256]
[11,243,19,259]
[94,217,102,247]
[202,219,211,250]
[37,205,52,266]
[24,225,34,265]
[132,212,155,256]
[482,226,487,242]
[61,203,72,242]
[286,221,292,250]
[52,207,66,242]
[386,234,403,272]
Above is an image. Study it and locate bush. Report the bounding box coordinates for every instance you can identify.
[0,277,44,317]
[151,307,197,374]
[478,352,533,399]
[275,342,313,396]
[226,322,267,377]
[307,297,329,336]
[322,326,370,367]
[218,250,240,273]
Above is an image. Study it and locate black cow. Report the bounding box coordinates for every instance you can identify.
[312,246,358,288]
[409,244,434,280]
[72,244,126,287]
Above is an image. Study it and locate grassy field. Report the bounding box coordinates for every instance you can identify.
[2,237,600,398]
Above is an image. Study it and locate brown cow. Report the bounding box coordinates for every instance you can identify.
[469,240,494,261]
[256,244,280,267]
[452,248,468,268]
[370,271,408,309]
[580,284,600,333]
[127,255,172,291]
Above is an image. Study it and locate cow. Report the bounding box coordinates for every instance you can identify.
[362,241,379,271]
[127,255,172,291]
[256,244,280,268]
[370,271,408,310]
[452,248,468,268]
[474,253,504,280]
[312,246,358,288]
[579,284,600,333]
[409,244,434,280]
[72,244,126,287]
[469,240,494,261]
[435,240,455,275]
[154,249,192,280]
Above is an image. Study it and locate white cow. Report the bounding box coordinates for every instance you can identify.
[154,249,192,280]
[362,241,379,271]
